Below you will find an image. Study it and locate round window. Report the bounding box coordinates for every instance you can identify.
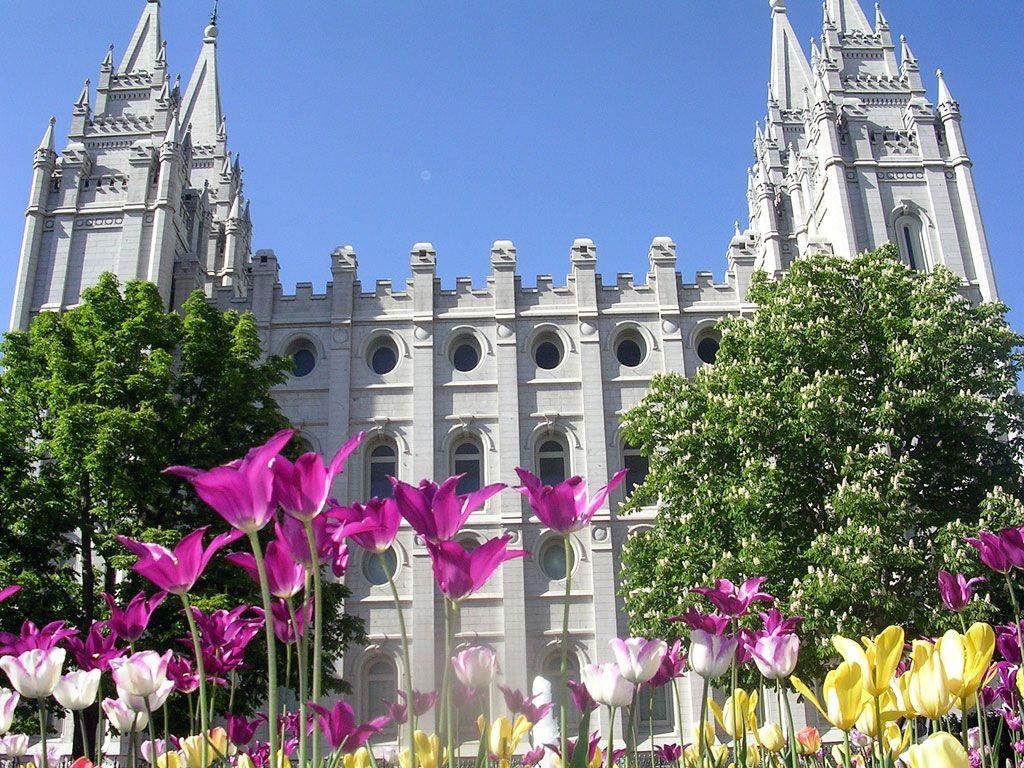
[615,334,645,368]
[538,538,575,581]
[363,547,398,585]
[291,347,316,377]
[451,336,481,372]
[533,334,564,370]
[696,336,720,365]
[368,337,399,375]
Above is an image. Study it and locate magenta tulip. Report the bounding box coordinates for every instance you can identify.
[117,526,243,596]
[967,531,1014,574]
[167,655,199,694]
[514,468,627,534]
[656,745,682,764]
[0,620,77,657]
[271,599,311,645]
[937,570,986,612]
[103,591,166,643]
[227,537,306,599]
[610,637,668,684]
[691,576,774,617]
[226,713,265,746]
[750,632,800,679]
[188,606,264,677]
[999,526,1024,570]
[308,700,390,751]
[65,621,123,672]
[273,433,364,521]
[0,587,19,604]
[392,475,505,543]
[499,685,553,723]
[567,679,596,713]
[337,498,402,554]
[425,535,527,602]
[647,639,687,688]
[385,689,438,724]
[277,513,331,569]
[164,429,293,534]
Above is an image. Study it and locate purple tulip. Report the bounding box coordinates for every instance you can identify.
[647,639,687,688]
[514,468,628,534]
[999,527,1024,570]
[655,744,682,764]
[750,632,800,679]
[499,685,554,723]
[567,679,597,713]
[384,689,438,724]
[688,629,737,680]
[691,576,774,617]
[167,654,199,694]
[937,570,986,612]
[392,475,505,544]
[759,608,803,636]
[164,429,294,534]
[610,637,668,684]
[65,621,123,672]
[523,745,545,767]
[669,607,731,635]
[188,606,264,677]
[308,700,390,751]
[117,526,244,596]
[967,531,1014,574]
[331,544,350,578]
[336,498,402,554]
[0,620,78,657]
[103,591,166,643]
[0,587,19,604]
[271,599,311,645]
[272,433,364,521]
[227,537,306,599]
[994,622,1024,664]
[425,535,527,602]
[277,513,331,569]
[226,712,265,746]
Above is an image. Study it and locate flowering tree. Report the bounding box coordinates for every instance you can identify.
[619,246,1024,674]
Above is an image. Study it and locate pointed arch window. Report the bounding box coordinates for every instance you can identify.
[451,438,483,495]
[362,657,398,731]
[895,214,928,272]
[368,440,397,499]
[539,648,582,731]
[537,436,569,486]
[622,444,649,494]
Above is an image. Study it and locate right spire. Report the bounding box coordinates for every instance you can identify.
[768,0,812,110]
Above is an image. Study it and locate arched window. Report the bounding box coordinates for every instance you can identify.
[451,438,483,495]
[622,444,649,494]
[637,684,672,731]
[895,214,928,272]
[539,648,582,730]
[537,437,569,486]
[362,657,398,728]
[368,440,397,499]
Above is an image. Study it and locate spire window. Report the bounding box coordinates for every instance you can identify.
[894,214,928,272]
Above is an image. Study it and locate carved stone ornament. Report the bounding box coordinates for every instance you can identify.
[661,319,679,334]
[592,526,608,542]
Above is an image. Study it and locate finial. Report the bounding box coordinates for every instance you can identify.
[900,35,918,68]
[769,0,785,13]
[734,221,741,236]
[101,43,114,70]
[874,3,889,29]
[49,116,56,126]
[211,0,219,25]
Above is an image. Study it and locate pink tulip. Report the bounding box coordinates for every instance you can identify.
[226,712,265,746]
[0,620,78,657]
[167,654,199,694]
[451,646,498,689]
[308,700,390,751]
[514,468,627,534]
[687,629,736,680]
[65,621,123,672]
[277,513,332,569]
[425,535,527,602]
[0,733,28,757]
[337,497,402,554]
[272,433,364,521]
[385,690,438,724]
[610,637,668,684]
[1000,527,1024,570]
[102,697,148,733]
[750,632,800,679]
[227,537,306,599]
[0,647,65,698]
[392,475,505,544]
[581,662,634,708]
[0,587,19,604]
[647,640,687,688]
[0,688,18,733]
[567,679,596,713]
[164,429,294,534]
[691,576,774,617]
[499,685,554,723]
[271,598,311,646]
[967,531,1014,574]
[117,526,244,595]
[937,570,986,612]
[110,650,172,698]
[102,591,166,643]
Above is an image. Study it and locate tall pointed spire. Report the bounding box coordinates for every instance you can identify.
[936,69,956,106]
[74,80,91,112]
[101,44,114,72]
[900,35,918,70]
[117,0,163,75]
[874,3,889,30]
[827,0,872,33]
[180,15,223,147]
[38,117,56,153]
[769,0,813,110]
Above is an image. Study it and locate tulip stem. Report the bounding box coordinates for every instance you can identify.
[246,531,280,768]
[673,679,685,768]
[445,598,456,768]
[559,533,573,767]
[37,699,48,768]
[624,692,637,768]
[181,593,210,768]
[382,551,415,768]
[777,681,798,768]
[287,598,309,768]
[841,731,852,768]
[697,677,710,768]
[305,521,326,762]
[1005,574,1024,660]
[606,705,616,768]
[78,711,90,763]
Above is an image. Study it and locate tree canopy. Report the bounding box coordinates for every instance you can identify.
[619,246,1024,675]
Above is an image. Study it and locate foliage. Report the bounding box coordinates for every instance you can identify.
[619,246,1024,675]
[0,273,364,703]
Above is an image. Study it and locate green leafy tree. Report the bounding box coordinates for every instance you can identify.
[619,246,1024,675]
[0,273,364,711]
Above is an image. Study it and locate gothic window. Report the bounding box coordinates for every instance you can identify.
[368,440,397,499]
[362,657,398,729]
[622,444,649,493]
[539,648,582,730]
[537,436,569,486]
[451,438,483,495]
[696,334,720,365]
[895,214,928,272]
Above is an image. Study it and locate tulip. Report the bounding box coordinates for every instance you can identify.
[791,661,868,731]
[180,728,231,767]
[140,739,167,765]
[688,628,737,680]
[647,639,686,688]
[795,725,821,755]
[425,535,527,602]
[655,744,682,764]
[53,669,100,711]
[117,526,244,596]
[0,734,28,757]
[337,498,402,554]
[751,632,800,679]
[103,591,166,643]
[309,700,390,751]
[832,625,905,698]
[966,531,1013,574]
[226,713,264,746]
[165,429,293,534]
[342,748,372,768]
[709,687,758,739]
[227,538,306,599]
[102,697,148,733]
[0,647,65,698]
[452,646,498,689]
[118,678,175,713]
[110,650,172,698]
[1002,526,1024,569]
[691,576,774,617]
[903,731,969,768]
[65,621,123,672]
[1018,666,1024,698]
[936,623,995,707]
[514,467,627,534]
[854,688,902,739]
[393,475,506,544]
[885,721,912,755]
[0,587,19,604]
[937,571,986,612]
[609,637,668,684]
[566,679,596,713]
[0,688,17,734]
[499,685,553,723]
[479,714,532,768]
[28,744,61,768]
[522,745,545,767]
[272,433,364,521]
[0,620,76,657]
[398,732,444,768]
[907,640,954,719]
[756,723,785,753]
[581,662,635,708]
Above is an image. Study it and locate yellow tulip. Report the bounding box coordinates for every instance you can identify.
[180,728,231,768]
[690,720,716,750]
[936,624,994,705]
[1018,666,1024,699]
[343,748,372,768]
[155,752,182,768]
[755,723,785,753]
[708,688,758,739]
[399,732,444,768]
[907,640,954,719]
[483,715,533,768]
[854,688,904,738]
[903,732,969,768]
[884,722,911,756]
[791,661,868,731]
[234,756,255,768]
[832,625,905,697]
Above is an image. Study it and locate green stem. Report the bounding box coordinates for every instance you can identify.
[445,599,455,768]
[304,521,326,762]
[624,691,637,768]
[382,551,416,768]
[842,731,852,768]
[697,677,710,768]
[673,679,685,768]
[1005,574,1024,658]
[247,531,280,768]
[606,706,617,768]
[38,699,49,768]
[78,711,90,762]
[559,534,573,767]
[181,593,210,768]
[779,681,798,768]
[287,598,309,768]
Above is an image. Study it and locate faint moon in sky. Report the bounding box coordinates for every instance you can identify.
[420,170,432,181]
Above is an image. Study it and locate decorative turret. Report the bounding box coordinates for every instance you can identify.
[936,69,958,111]
[874,3,888,31]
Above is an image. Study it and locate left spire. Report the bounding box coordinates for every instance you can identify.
[117,0,163,75]
[180,10,224,147]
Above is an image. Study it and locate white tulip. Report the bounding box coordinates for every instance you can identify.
[109,650,172,698]
[53,669,101,711]
[0,648,65,699]
[0,688,19,734]
[102,697,149,733]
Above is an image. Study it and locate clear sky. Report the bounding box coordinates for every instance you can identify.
[0,1,1021,335]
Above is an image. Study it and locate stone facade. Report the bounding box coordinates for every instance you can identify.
[7,0,1000,749]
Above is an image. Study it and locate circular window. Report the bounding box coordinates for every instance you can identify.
[451,336,481,372]
[363,547,398,586]
[533,334,564,370]
[538,538,575,581]
[368,337,399,375]
[291,347,316,377]
[615,333,646,368]
[696,336,720,365]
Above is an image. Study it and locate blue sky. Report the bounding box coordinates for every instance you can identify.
[0,1,1021,334]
